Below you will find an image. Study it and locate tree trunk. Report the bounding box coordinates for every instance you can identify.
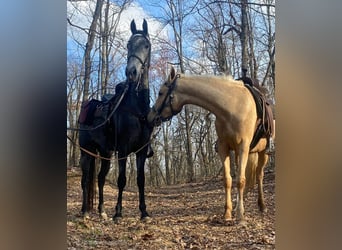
[101,0,110,96]
[184,106,194,182]
[240,0,248,75]
[83,0,103,101]
[262,2,275,88]
[247,6,258,80]
[162,124,171,185]
[167,0,195,182]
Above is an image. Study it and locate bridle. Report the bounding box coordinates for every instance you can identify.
[126,33,151,88]
[152,74,180,124]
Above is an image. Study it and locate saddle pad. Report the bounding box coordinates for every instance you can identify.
[244,85,274,149]
[78,99,102,125]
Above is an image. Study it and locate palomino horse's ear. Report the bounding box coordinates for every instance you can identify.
[143,19,148,35]
[130,19,137,34]
[167,66,176,85]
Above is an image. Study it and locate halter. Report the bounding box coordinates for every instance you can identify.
[126,33,151,93]
[152,74,180,124]
[126,33,151,76]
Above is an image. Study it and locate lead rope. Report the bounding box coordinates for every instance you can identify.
[67,126,161,161]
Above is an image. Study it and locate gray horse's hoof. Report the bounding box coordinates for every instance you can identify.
[113,216,122,224]
[141,216,152,223]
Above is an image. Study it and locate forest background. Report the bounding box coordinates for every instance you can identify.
[67,0,275,186]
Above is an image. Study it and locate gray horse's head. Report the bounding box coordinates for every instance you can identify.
[125,19,151,83]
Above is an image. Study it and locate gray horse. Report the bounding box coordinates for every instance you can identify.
[79,19,153,221]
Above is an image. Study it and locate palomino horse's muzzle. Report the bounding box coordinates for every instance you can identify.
[149,103,175,127]
[149,74,180,127]
[148,106,163,127]
[153,114,162,127]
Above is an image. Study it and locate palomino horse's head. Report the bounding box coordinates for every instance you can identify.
[125,19,151,84]
[148,67,182,126]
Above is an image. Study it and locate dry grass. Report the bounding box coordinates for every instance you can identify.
[67,167,275,249]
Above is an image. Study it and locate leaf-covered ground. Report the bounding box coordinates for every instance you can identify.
[67,167,275,249]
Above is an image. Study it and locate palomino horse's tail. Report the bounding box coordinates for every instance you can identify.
[245,152,258,193]
[245,119,275,193]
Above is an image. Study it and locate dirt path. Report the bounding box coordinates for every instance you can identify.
[67,168,275,249]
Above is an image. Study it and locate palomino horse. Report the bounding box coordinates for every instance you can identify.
[148,67,275,223]
[79,19,152,220]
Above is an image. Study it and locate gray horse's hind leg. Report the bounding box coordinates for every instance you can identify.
[97,155,111,219]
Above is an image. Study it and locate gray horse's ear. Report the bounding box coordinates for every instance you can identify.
[143,19,148,35]
[131,19,137,34]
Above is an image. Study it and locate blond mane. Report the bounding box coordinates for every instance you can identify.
[180,73,244,86]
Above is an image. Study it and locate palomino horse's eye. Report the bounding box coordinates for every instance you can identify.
[158,92,163,96]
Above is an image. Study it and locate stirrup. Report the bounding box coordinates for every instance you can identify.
[146,144,154,158]
[265,138,275,154]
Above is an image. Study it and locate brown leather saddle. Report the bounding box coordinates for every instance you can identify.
[78,94,115,126]
[239,77,274,150]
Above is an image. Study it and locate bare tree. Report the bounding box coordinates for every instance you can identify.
[163,0,201,182]
[67,0,275,185]
[194,0,231,75]
[82,0,104,101]
[99,0,110,96]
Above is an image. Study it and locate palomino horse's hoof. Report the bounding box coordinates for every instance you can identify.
[223,218,234,226]
[238,219,248,227]
[260,207,267,213]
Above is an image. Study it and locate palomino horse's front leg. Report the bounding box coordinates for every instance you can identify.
[136,151,150,220]
[256,151,269,212]
[217,140,233,221]
[236,143,250,223]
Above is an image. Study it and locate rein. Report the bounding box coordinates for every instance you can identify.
[67,126,161,161]
[67,135,112,161]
